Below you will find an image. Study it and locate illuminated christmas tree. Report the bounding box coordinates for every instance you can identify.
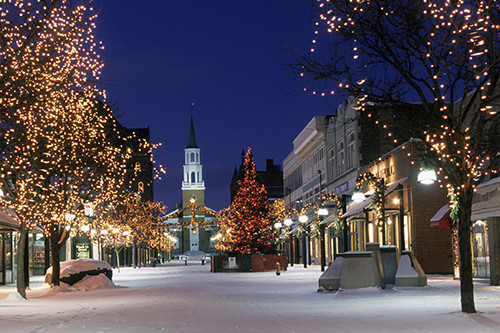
[221,148,278,255]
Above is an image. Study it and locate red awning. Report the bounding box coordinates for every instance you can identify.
[430,205,452,228]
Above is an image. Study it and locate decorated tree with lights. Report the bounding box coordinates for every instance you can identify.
[0,0,137,294]
[114,193,173,266]
[220,148,278,255]
[292,0,499,312]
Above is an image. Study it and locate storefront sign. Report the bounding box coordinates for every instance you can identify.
[472,178,500,220]
[75,243,90,259]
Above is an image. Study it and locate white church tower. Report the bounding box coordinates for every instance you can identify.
[181,115,205,193]
[181,115,205,252]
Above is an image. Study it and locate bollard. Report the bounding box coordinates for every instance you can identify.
[276,262,281,276]
[184,259,188,266]
[202,258,205,265]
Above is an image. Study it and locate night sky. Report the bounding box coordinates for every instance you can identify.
[93,1,342,211]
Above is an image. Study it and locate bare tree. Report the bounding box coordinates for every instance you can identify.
[291,0,499,313]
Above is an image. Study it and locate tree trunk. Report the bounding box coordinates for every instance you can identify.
[458,189,476,313]
[16,221,28,299]
[132,239,136,268]
[50,227,61,286]
[115,248,121,273]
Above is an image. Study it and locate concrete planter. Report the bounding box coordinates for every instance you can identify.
[211,253,287,272]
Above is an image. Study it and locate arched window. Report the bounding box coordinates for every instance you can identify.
[190,153,195,162]
[191,172,196,183]
[196,153,199,162]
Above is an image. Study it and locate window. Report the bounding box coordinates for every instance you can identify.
[190,153,195,162]
[328,148,335,178]
[191,172,196,182]
[347,131,355,170]
[337,140,345,175]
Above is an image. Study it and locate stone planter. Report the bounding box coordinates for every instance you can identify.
[211,253,287,272]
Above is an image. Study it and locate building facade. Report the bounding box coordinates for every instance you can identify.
[283,98,454,274]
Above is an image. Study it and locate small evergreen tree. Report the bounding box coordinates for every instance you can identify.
[221,148,278,255]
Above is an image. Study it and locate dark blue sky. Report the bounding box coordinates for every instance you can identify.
[93,1,341,211]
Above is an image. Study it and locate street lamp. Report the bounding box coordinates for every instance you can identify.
[84,202,96,259]
[352,190,366,202]
[298,214,308,268]
[283,218,294,266]
[317,207,328,272]
[417,170,437,184]
[417,160,437,184]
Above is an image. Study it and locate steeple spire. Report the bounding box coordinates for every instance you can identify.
[187,115,198,148]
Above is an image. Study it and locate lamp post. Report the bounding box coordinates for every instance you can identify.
[317,208,328,272]
[284,218,293,267]
[298,214,308,268]
[84,203,95,259]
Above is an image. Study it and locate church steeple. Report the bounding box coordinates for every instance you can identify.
[186,115,198,148]
[182,114,205,196]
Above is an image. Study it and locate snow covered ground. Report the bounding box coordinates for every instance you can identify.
[1,261,499,332]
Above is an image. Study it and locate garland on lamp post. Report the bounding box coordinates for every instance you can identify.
[356,172,387,226]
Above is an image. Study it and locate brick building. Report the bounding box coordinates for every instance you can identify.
[344,139,453,274]
[231,154,284,203]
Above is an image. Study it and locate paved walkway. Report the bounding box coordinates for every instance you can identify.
[0,263,499,332]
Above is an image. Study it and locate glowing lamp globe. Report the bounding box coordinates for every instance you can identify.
[352,191,366,202]
[284,218,293,227]
[417,170,437,184]
[317,208,328,216]
[298,215,308,223]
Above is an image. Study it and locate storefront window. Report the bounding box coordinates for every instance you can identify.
[5,232,13,283]
[0,233,4,284]
[348,221,358,251]
[403,215,411,251]
[29,233,46,276]
[472,220,489,278]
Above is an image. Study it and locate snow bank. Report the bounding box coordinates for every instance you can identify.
[46,259,112,278]
[2,292,27,301]
[62,273,116,292]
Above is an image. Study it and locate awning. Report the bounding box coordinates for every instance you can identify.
[385,177,408,194]
[320,214,337,225]
[430,205,452,228]
[288,226,300,235]
[341,177,408,219]
[0,207,20,231]
[342,197,372,218]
